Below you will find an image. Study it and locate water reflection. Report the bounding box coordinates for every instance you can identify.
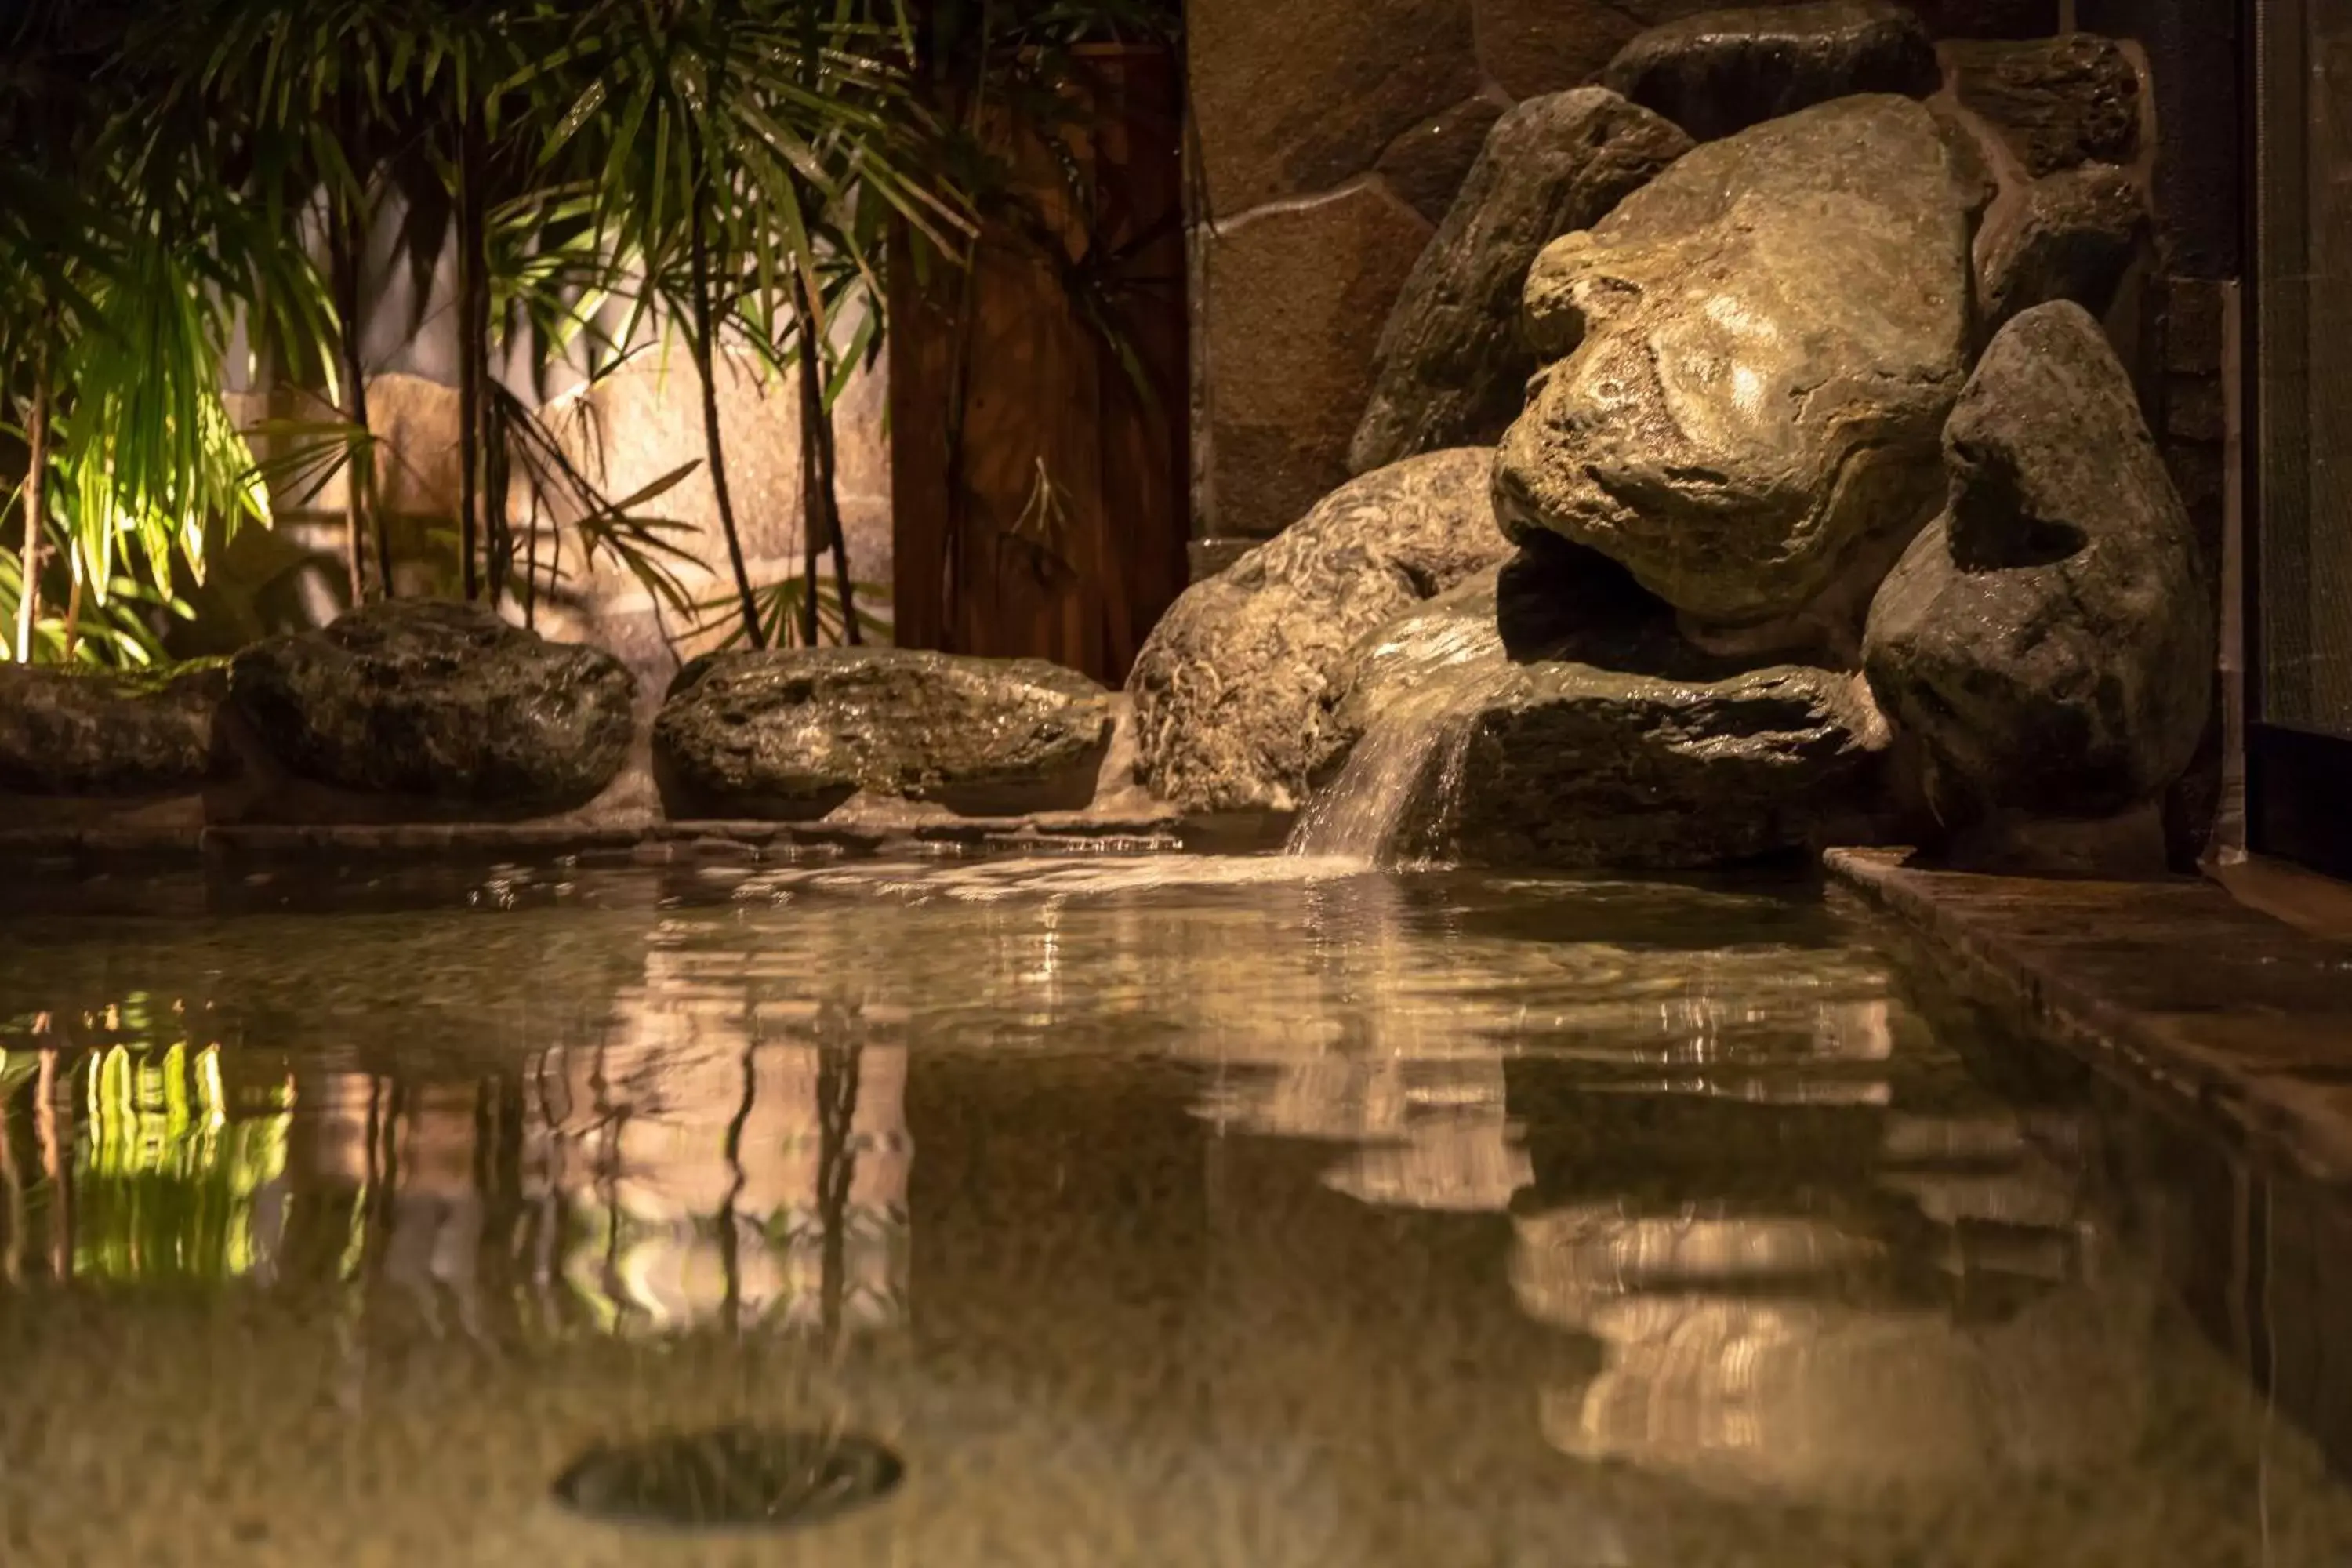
[0,967,909,1342]
[1512,1189,2138,1501]
[0,1021,293,1289]
[0,858,2348,1564]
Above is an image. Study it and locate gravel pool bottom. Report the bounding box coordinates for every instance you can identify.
[0,854,2345,1566]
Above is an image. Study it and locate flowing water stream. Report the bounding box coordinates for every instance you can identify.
[1285,606,1505,866]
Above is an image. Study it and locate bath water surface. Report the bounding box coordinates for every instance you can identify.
[0,853,2343,1566]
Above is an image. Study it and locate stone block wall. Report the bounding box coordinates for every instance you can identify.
[1187,0,2064,554]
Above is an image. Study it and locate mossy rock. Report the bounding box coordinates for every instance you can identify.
[0,659,230,796]
[228,600,634,815]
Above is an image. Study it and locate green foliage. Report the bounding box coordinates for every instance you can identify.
[0,521,191,668]
[0,0,1180,666]
[0,1,335,662]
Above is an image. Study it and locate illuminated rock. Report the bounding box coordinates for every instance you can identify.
[1495,96,1972,626]
[0,662,227,797]
[1351,89,1691,472]
[655,647,1117,820]
[1601,2,1940,143]
[1128,448,1510,816]
[1316,548,1892,869]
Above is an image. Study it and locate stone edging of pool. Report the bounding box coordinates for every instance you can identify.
[0,812,1298,865]
[1826,846,2352,1186]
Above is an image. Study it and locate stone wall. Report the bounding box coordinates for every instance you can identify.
[1187,0,2063,556]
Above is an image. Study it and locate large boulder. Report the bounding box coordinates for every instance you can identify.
[1863,303,2212,822]
[1978,165,2148,336]
[654,648,1116,820]
[1310,540,1892,869]
[1948,35,2141,180]
[1349,89,1693,475]
[229,600,634,814]
[1600,2,1940,143]
[1496,95,1973,628]
[0,662,227,796]
[1127,448,1510,816]
[1464,0,2049,106]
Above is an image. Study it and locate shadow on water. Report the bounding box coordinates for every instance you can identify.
[0,855,2347,1564]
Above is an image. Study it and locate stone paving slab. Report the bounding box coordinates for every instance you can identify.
[1828,847,2352,1184]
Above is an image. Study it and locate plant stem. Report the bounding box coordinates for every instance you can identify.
[797,293,860,646]
[14,332,51,665]
[521,492,539,630]
[456,107,485,604]
[60,568,82,662]
[826,427,859,645]
[330,178,373,608]
[795,293,827,648]
[485,399,513,608]
[690,167,764,651]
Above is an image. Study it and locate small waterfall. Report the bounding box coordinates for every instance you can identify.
[1286,611,1504,866]
[1284,691,1475,864]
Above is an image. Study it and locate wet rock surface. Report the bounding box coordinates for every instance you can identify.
[1350,89,1693,476]
[1319,540,1893,869]
[229,600,634,815]
[1864,303,2211,821]
[1949,35,2142,179]
[1128,448,1510,816]
[1497,95,1972,626]
[0,662,228,796]
[1978,164,2148,336]
[1600,2,1940,143]
[655,648,1116,821]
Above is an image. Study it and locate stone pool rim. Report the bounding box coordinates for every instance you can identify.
[1827,845,2352,1187]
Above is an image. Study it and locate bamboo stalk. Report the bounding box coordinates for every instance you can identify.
[796,298,826,648]
[801,299,859,646]
[691,166,764,651]
[331,113,373,608]
[826,419,860,646]
[485,402,513,608]
[456,110,486,603]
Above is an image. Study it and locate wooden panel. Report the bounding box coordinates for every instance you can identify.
[888,44,1190,686]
